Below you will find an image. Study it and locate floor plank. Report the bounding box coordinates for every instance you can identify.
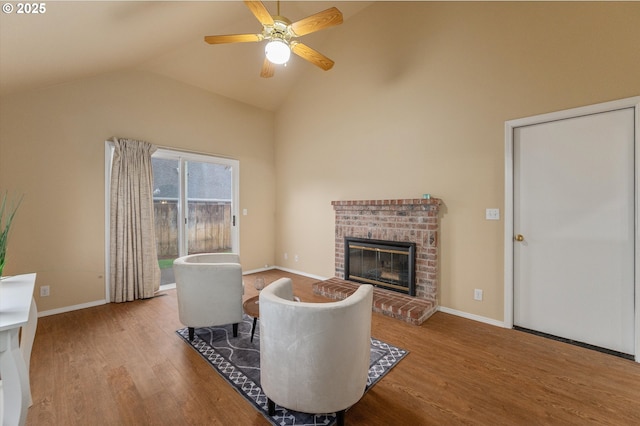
[25,270,640,425]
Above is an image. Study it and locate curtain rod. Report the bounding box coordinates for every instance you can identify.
[106,138,238,162]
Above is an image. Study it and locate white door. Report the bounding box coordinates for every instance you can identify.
[511,106,635,356]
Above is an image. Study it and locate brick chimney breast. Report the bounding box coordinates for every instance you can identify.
[331,199,442,303]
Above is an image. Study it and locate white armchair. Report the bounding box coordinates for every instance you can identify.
[259,278,373,426]
[173,253,244,341]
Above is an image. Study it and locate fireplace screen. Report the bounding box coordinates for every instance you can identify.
[345,237,416,296]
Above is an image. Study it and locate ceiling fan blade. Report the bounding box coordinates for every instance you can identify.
[291,42,335,71]
[204,34,263,44]
[260,57,275,78]
[244,0,274,27]
[290,7,343,37]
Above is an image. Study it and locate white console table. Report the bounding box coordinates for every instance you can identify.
[0,273,36,426]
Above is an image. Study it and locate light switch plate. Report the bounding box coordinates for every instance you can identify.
[485,208,500,220]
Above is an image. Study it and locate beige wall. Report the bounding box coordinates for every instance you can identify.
[2,2,639,320]
[275,2,640,321]
[0,70,276,312]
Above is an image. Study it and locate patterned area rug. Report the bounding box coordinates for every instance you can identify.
[176,314,408,426]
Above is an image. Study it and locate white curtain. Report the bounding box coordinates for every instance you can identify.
[109,137,160,302]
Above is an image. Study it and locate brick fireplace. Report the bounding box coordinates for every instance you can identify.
[312,198,442,325]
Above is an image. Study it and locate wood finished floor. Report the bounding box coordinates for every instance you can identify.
[26,270,640,425]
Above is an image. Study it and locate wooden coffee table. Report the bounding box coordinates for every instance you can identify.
[243,295,260,342]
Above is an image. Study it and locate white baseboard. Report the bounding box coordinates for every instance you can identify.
[158,283,176,291]
[438,306,505,328]
[40,285,177,317]
[38,299,107,318]
[243,265,328,282]
[242,266,276,275]
[270,266,329,282]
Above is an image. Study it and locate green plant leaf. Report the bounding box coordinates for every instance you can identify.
[0,191,23,276]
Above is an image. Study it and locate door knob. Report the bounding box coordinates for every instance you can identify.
[515,234,524,242]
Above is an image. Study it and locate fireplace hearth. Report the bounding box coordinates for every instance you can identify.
[345,237,416,296]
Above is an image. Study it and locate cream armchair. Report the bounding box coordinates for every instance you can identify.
[259,278,373,426]
[173,253,244,341]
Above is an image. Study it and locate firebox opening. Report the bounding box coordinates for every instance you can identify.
[344,237,416,296]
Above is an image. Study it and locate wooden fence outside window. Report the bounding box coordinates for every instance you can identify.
[154,200,232,258]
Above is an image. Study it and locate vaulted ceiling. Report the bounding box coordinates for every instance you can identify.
[0,1,372,111]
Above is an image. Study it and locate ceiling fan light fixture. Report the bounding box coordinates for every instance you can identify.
[204,1,343,77]
[265,39,291,64]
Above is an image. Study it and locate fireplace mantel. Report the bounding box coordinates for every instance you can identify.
[328,198,442,324]
[331,198,442,208]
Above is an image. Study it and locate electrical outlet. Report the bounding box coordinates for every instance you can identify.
[474,289,483,301]
[294,254,299,262]
[40,285,50,297]
[284,252,288,260]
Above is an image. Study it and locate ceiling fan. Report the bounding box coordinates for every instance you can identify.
[204,0,343,78]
